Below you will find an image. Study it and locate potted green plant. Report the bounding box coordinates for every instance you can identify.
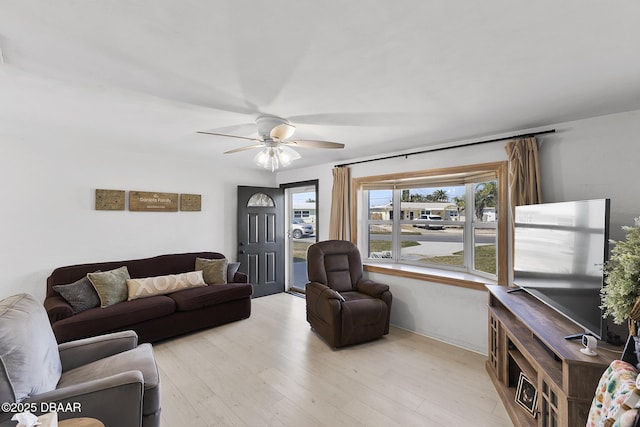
[600,217,640,334]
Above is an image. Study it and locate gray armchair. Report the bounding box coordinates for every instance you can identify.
[306,240,392,348]
[0,294,159,427]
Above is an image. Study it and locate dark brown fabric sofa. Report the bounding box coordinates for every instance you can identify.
[44,252,252,343]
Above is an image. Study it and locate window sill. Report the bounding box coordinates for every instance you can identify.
[363,262,498,291]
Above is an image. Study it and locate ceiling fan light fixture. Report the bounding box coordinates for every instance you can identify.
[198,114,344,169]
[253,145,301,172]
[277,144,301,164]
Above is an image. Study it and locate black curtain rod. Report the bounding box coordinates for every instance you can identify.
[334,128,556,168]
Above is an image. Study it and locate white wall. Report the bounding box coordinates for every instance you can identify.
[276,109,640,353]
[2,109,638,351]
[0,135,274,301]
[539,109,640,239]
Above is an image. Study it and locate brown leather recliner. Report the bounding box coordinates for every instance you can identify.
[306,240,392,348]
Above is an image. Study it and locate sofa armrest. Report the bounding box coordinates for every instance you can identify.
[58,331,139,372]
[44,296,74,323]
[233,271,248,283]
[23,371,144,427]
[356,279,390,298]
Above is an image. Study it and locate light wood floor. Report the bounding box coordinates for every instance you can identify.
[154,293,512,426]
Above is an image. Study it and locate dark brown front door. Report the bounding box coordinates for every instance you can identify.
[237,186,285,298]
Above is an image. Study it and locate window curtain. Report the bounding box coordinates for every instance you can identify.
[329,166,350,240]
[505,137,542,209]
[506,137,541,285]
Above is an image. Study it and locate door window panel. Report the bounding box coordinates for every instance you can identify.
[247,193,276,207]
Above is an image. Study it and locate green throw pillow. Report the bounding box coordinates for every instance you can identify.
[87,266,131,308]
[195,258,228,285]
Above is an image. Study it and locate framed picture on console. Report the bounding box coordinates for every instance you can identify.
[515,372,538,417]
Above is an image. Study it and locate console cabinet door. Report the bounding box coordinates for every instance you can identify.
[538,373,565,427]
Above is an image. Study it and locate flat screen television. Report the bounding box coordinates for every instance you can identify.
[513,198,610,339]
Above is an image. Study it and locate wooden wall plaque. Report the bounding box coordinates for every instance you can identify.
[180,194,201,211]
[129,191,178,212]
[95,189,125,210]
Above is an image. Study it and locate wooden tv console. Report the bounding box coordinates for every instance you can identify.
[486,285,619,427]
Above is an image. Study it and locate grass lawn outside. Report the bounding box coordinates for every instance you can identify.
[293,241,313,261]
[369,240,421,252]
[424,245,496,274]
[298,230,496,276]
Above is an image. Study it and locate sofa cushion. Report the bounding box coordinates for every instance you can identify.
[126,271,206,300]
[53,274,101,313]
[88,266,131,308]
[52,296,176,342]
[0,294,62,403]
[195,258,228,285]
[169,284,253,311]
[58,343,159,417]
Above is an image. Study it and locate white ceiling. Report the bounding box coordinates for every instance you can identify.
[1,1,639,170]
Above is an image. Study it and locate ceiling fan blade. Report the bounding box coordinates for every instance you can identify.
[270,123,296,140]
[224,144,265,154]
[288,139,345,149]
[196,131,263,143]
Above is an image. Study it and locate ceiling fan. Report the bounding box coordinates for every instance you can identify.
[197,114,344,171]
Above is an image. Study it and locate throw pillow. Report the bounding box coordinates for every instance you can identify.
[53,273,101,314]
[195,258,228,285]
[587,360,639,427]
[227,262,241,283]
[0,293,62,403]
[87,266,131,308]
[127,271,207,300]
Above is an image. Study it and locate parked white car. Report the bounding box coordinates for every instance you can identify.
[413,214,445,230]
[291,219,314,239]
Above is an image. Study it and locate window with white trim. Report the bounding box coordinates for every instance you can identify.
[357,163,506,280]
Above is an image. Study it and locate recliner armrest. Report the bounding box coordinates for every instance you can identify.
[356,279,390,298]
[58,330,139,372]
[306,281,343,318]
[23,371,144,427]
[307,282,343,300]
